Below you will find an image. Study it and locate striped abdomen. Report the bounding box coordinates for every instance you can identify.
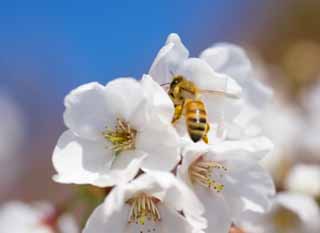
[185,100,208,143]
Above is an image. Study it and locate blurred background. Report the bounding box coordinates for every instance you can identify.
[1,0,320,223]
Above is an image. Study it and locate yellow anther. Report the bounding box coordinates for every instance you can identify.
[189,156,227,192]
[102,118,137,155]
[127,193,161,225]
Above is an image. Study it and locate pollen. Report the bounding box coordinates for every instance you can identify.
[102,118,137,155]
[126,193,161,225]
[189,156,227,192]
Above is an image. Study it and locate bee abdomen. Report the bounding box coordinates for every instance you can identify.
[185,100,208,142]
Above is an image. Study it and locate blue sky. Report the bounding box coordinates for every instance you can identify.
[0,1,251,92]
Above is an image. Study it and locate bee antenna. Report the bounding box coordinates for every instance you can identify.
[160,82,171,86]
[169,70,175,76]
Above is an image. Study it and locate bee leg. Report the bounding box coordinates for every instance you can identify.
[202,123,210,144]
[172,104,183,125]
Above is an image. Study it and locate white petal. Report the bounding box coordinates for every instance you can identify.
[200,43,252,83]
[136,120,180,171]
[52,130,110,184]
[202,92,243,129]
[63,82,111,141]
[200,43,272,108]
[93,156,145,187]
[158,205,194,233]
[83,203,129,233]
[52,130,142,187]
[104,78,149,129]
[151,172,207,231]
[176,58,242,97]
[208,137,274,162]
[111,150,146,170]
[226,104,261,139]
[149,33,189,85]
[234,209,267,233]
[244,78,273,109]
[223,161,275,216]
[140,74,174,123]
[194,186,232,233]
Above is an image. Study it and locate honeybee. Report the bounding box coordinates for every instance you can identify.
[163,75,237,143]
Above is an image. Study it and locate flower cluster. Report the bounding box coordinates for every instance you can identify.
[52,33,275,233]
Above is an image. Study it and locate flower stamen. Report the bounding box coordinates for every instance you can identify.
[102,118,137,155]
[127,193,161,225]
[189,156,227,192]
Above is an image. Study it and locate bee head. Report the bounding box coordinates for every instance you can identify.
[170,75,184,88]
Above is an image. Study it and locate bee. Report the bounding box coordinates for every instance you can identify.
[163,75,237,143]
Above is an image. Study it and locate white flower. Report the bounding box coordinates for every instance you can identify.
[236,192,320,233]
[177,139,275,233]
[83,171,206,233]
[149,33,243,142]
[200,45,274,140]
[285,164,320,198]
[52,76,180,187]
[0,201,78,233]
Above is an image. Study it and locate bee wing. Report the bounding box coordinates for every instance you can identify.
[199,89,240,99]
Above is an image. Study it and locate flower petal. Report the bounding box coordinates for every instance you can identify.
[149,33,189,85]
[222,161,275,217]
[140,74,174,123]
[200,43,272,108]
[104,78,149,129]
[208,137,274,162]
[52,130,110,183]
[63,82,111,141]
[194,186,232,233]
[158,205,194,233]
[52,130,142,187]
[136,120,180,171]
[152,172,207,232]
[176,58,242,97]
[200,43,252,83]
[83,203,129,233]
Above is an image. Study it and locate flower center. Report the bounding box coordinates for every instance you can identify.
[127,193,161,225]
[189,156,227,192]
[102,118,137,155]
